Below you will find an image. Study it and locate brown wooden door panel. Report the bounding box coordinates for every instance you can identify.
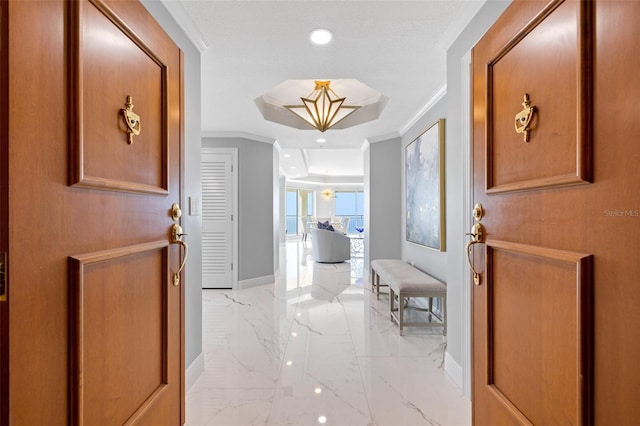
[485,241,592,425]
[7,0,184,424]
[590,0,640,420]
[485,0,592,194]
[0,0,8,422]
[71,0,169,195]
[473,0,640,424]
[69,241,170,425]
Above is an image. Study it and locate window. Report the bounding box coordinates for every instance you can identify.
[335,191,364,233]
[285,190,298,234]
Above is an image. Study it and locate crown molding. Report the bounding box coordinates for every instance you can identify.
[159,0,209,53]
[365,132,401,145]
[438,0,487,52]
[286,176,364,188]
[399,84,447,136]
[201,131,276,145]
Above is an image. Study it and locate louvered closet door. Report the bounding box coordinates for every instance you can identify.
[202,149,235,289]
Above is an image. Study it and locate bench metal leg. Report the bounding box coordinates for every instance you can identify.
[371,269,380,299]
[370,268,375,292]
[389,287,394,321]
[375,272,380,300]
[389,293,447,336]
[370,266,390,300]
[398,291,404,336]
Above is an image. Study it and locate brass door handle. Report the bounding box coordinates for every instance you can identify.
[466,223,484,285]
[170,224,188,286]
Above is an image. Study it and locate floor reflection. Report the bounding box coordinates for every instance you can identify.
[186,238,470,426]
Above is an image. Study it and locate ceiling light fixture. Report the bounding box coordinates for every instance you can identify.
[309,29,332,45]
[316,138,326,143]
[255,79,388,131]
[321,189,336,199]
[285,80,360,132]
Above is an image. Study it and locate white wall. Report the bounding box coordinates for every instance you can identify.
[141,0,203,369]
[364,138,402,270]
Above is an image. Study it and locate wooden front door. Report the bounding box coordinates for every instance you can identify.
[4,0,184,424]
[471,0,640,424]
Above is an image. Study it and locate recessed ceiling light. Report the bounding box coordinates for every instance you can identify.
[309,29,333,45]
[284,154,291,158]
[290,166,297,169]
[316,138,326,143]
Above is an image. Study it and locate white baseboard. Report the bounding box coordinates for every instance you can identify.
[237,274,275,290]
[444,351,463,391]
[185,352,204,391]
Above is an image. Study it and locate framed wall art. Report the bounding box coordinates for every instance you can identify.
[405,118,445,251]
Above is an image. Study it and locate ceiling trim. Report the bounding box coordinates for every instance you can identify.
[201,131,277,145]
[286,176,364,188]
[399,83,447,136]
[159,0,210,53]
[366,132,401,145]
[300,149,310,172]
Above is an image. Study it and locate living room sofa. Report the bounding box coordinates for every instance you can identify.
[311,228,350,263]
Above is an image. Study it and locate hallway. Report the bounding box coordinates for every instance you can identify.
[186,239,470,425]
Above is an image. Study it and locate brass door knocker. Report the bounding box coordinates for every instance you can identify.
[514,93,536,142]
[121,95,141,145]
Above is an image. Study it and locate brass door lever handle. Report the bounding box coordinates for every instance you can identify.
[170,224,188,286]
[466,223,484,285]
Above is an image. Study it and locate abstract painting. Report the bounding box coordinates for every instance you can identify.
[405,119,445,251]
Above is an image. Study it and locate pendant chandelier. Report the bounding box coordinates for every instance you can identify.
[284,81,360,132]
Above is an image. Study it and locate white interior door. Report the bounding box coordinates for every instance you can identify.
[202,148,237,289]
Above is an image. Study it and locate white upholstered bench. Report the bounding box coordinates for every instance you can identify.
[370,259,446,336]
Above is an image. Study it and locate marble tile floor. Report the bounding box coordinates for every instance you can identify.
[187,239,471,426]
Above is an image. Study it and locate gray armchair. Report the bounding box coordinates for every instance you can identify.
[311,228,350,263]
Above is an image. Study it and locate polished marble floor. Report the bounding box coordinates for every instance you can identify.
[187,239,471,426]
